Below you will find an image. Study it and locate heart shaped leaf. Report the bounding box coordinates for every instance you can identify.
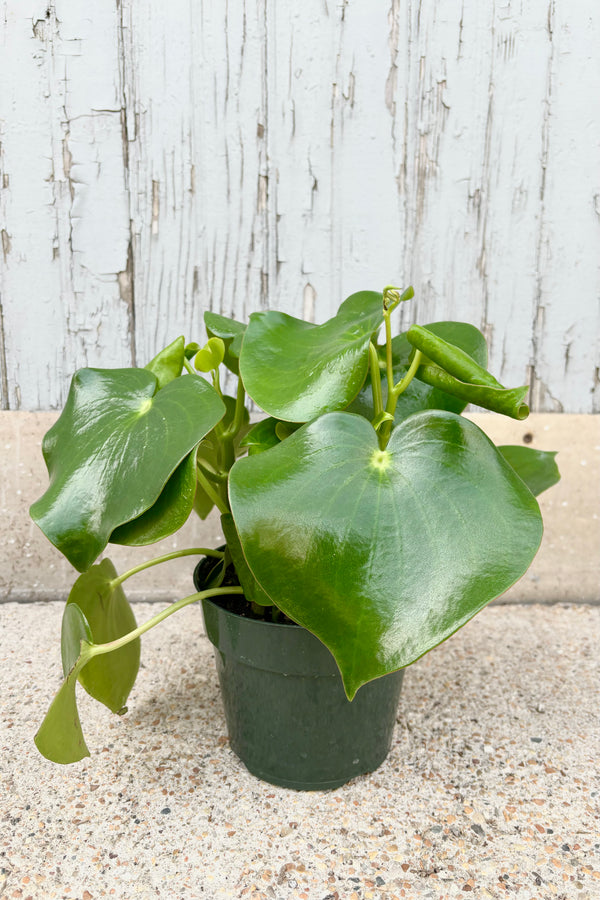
[229,410,543,698]
[30,369,226,571]
[239,291,384,421]
[65,559,140,713]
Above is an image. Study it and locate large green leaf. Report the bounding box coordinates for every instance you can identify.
[35,603,93,764]
[64,559,140,713]
[498,445,561,496]
[30,369,226,571]
[239,291,385,422]
[348,321,488,423]
[229,410,543,698]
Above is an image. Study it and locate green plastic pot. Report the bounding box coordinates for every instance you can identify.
[201,596,404,791]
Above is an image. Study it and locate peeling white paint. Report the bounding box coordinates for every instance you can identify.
[0,1,598,411]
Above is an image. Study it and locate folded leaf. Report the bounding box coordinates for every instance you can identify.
[145,336,185,388]
[30,369,226,571]
[229,410,543,699]
[110,449,198,546]
[36,603,94,764]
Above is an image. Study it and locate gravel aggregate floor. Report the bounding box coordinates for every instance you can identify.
[1,601,599,900]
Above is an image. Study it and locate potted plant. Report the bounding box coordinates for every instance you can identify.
[31,286,560,789]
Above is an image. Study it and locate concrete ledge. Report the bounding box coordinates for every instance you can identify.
[1,602,598,898]
[1,412,598,604]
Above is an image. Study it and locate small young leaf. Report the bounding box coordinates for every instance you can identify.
[194,337,226,372]
[204,312,247,375]
[145,336,186,389]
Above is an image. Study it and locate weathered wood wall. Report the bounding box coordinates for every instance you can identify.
[0,1,598,412]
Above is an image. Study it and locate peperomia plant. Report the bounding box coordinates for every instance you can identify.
[31,286,559,763]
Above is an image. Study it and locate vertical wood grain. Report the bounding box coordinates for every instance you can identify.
[0,1,598,411]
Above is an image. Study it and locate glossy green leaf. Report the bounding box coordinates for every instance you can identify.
[145,336,185,389]
[110,449,198,545]
[204,311,246,374]
[36,604,93,764]
[221,513,272,607]
[229,410,543,699]
[349,321,488,423]
[239,291,385,422]
[30,369,226,571]
[65,559,140,713]
[498,445,561,496]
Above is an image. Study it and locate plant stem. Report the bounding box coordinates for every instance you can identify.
[110,547,224,590]
[393,349,423,399]
[183,357,196,376]
[196,463,230,514]
[223,378,246,440]
[87,587,245,659]
[368,341,384,421]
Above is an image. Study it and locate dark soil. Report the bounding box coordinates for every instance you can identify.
[193,548,297,624]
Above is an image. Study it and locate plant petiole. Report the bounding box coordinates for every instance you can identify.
[85,586,245,661]
[196,463,230,514]
[110,547,224,590]
[368,342,384,422]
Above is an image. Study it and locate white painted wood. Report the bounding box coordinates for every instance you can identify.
[0,1,598,411]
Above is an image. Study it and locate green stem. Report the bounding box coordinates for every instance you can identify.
[223,378,247,440]
[392,349,423,399]
[88,587,244,659]
[183,357,196,376]
[368,341,384,421]
[196,463,230,514]
[110,547,224,590]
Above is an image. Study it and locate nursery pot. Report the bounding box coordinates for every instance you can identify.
[199,591,404,791]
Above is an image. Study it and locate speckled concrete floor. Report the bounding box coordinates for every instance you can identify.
[1,602,599,900]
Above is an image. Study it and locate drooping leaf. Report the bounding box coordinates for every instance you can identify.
[498,445,561,496]
[239,291,385,422]
[65,559,140,713]
[36,604,93,764]
[30,369,226,571]
[348,321,488,423]
[110,449,198,546]
[204,311,246,375]
[145,336,186,389]
[229,410,543,699]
